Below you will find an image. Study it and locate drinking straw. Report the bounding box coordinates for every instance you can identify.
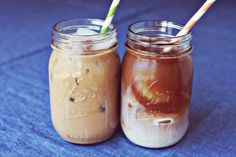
[163,0,216,52]
[177,0,216,36]
[100,0,120,34]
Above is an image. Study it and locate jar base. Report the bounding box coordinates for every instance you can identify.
[120,110,189,149]
[60,134,114,145]
[55,128,117,145]
[121,123,188,148]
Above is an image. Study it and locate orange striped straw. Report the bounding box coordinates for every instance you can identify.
[163,0,216,53]
[177,0,216,36]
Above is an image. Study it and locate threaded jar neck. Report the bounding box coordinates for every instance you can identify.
[126,20,192,58]
[52,18,117,55]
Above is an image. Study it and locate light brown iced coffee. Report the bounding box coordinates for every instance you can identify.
[49,19,120,144]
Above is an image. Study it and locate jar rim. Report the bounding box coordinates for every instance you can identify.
[127,20,192,42]
[51,18,118,54]
[52,18,116,38]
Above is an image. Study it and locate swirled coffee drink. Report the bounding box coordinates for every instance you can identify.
[49,19,120,144]
[121,20,194,148]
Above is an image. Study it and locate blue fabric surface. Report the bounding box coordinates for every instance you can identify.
[0,0,236,156]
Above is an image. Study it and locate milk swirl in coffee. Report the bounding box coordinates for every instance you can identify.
[121,20,193,148]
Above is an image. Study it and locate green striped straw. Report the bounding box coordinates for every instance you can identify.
[100,0,120,34]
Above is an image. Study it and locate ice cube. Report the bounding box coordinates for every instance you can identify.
[75,28,98,36]
[71,27,116,51]
[92,37,116,50]
[66,28,98,51]
[153,117,174,126]
[76,28,116,50]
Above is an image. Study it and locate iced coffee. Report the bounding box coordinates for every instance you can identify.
[121,20,194,148]
[49,19,120,144]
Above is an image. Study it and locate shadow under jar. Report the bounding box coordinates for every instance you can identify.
[121,20,194,148]
[49,19,120,144]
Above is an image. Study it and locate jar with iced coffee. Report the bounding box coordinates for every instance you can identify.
[121,20,193,148]
[49,19,120,144]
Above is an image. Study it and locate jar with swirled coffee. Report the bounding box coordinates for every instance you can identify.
[49,19,120,144]
[121,20,193,148]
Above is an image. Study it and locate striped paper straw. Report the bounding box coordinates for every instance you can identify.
[177,0,216,36]
[100,0,120,34]
[163,0,216,53]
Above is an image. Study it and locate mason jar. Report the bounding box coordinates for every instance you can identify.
[49,19,120,144]
[121,20,193,148]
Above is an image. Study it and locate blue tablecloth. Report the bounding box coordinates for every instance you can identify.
[0,0,235,156]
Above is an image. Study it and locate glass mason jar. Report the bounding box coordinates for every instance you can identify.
[49,19,120,144]
[121,20,193,148]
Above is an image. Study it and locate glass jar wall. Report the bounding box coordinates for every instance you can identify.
[49,19,120,144]
[121,20,193,148]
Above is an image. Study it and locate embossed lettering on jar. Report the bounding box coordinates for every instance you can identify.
[121,20,194,148]
[49,19,120,144]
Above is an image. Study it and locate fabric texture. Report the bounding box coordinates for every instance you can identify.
[0,0,235,156]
